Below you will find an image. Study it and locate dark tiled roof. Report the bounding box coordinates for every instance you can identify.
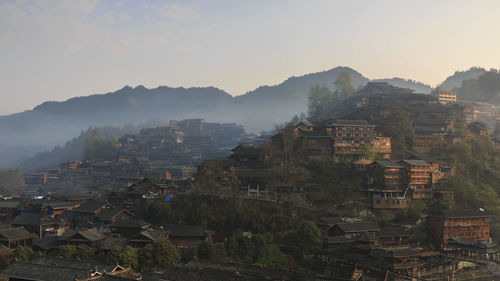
[335,221,380,233]
[379,226,413,238]
[11,213,57,226]
[325,236,354,244]
[315,217,344,226]
[11,213,41,226]
[439,209,491,218]
[33,236,60,251]
[164,224,208,238]
[373,160,404,168]
[101,237,128,250]
[0,226,36,241]
[401,159,430,167]
[129,229,170,242]
[0,201,22,209]
[32,256,116,271]
[72,200,110,214]
[111,218,150,229]
[1,261,91,281]
[61,227,108,242]
[370,247,421,258]
[447,238,497,252]
[96,208,133,221]
[43,201,77,209]
[330,119,374,126]
[128,178,160,195]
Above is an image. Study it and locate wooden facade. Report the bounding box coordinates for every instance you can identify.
[427,209,491,249]
[401,160,433,199]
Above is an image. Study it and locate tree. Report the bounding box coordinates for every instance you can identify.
[197,240,216,260]
[180,247,197,264]
[334,71,356,100]
[139,238,180,271]
[360,143,377,161]
[83,133,118,161]
[293,221,322,255]
[107,246,138,269]
[379,108,415,157]
[262,129,308,202]
[55,245,78,259]
[191,160,237,199]
[0,169,25,195]
[15,246,37,262]
[256,244,287,268]
[0,255,7,271]
[307,85,336,121]
[137,197,172,226]
[306,160,363,206]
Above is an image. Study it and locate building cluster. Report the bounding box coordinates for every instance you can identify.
[2,84,499,280]
[2,256,344,281]
[315,210,498,280]
[366,159,453,210]
[336,82,497,153]
[0,178,212,263]
[23,119,255,197]
[290,119,391,161]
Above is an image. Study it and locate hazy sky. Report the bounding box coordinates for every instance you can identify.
[1,0,500,115]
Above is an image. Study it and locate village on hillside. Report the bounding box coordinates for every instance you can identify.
[1,82,500,280]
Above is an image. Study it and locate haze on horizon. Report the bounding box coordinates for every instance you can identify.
[1,0,500,115]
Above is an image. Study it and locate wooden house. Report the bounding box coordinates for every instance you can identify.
[0,225,36,249]
[164,224,212,248]
[427,209,491,249]
[60,227,107,249]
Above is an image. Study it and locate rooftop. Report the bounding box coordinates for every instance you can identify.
[334,221,380,233]
[11,213,57,226]
[437,209,491,218]
[373,160,404,169]
[0,226,36,241]
[401,159,431,167]
[72,200,110,214]
[61,227,108,242]
[330,119,374,127]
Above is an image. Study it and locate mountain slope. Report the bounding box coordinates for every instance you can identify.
[1,66,431,168]
[373,78,432,94]
[439,67,487,91]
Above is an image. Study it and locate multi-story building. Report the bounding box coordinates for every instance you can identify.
[329,120,376,160]
[434,92,457,104]
[367,160,405,189]
[427,209,491,249]
[293,122,333,161]
[401,160,433,199]
[368,189,411,210]
[371,137,391,159]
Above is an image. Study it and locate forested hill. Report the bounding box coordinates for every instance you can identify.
[1,66,430,168]
[439,67,487,91]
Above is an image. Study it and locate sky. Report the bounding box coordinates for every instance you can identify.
[1,0,500,115]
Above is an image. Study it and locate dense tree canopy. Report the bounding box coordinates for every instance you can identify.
[456,69,500,104]
[378,108,415,158]
[307,85,336,122]
[139,238,180,271]
[83,133,118,161]
[334,71,357,99]
[0,169,25,195]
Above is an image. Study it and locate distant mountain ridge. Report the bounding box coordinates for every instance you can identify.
[439,67,487,91]
[0,66,440,168]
